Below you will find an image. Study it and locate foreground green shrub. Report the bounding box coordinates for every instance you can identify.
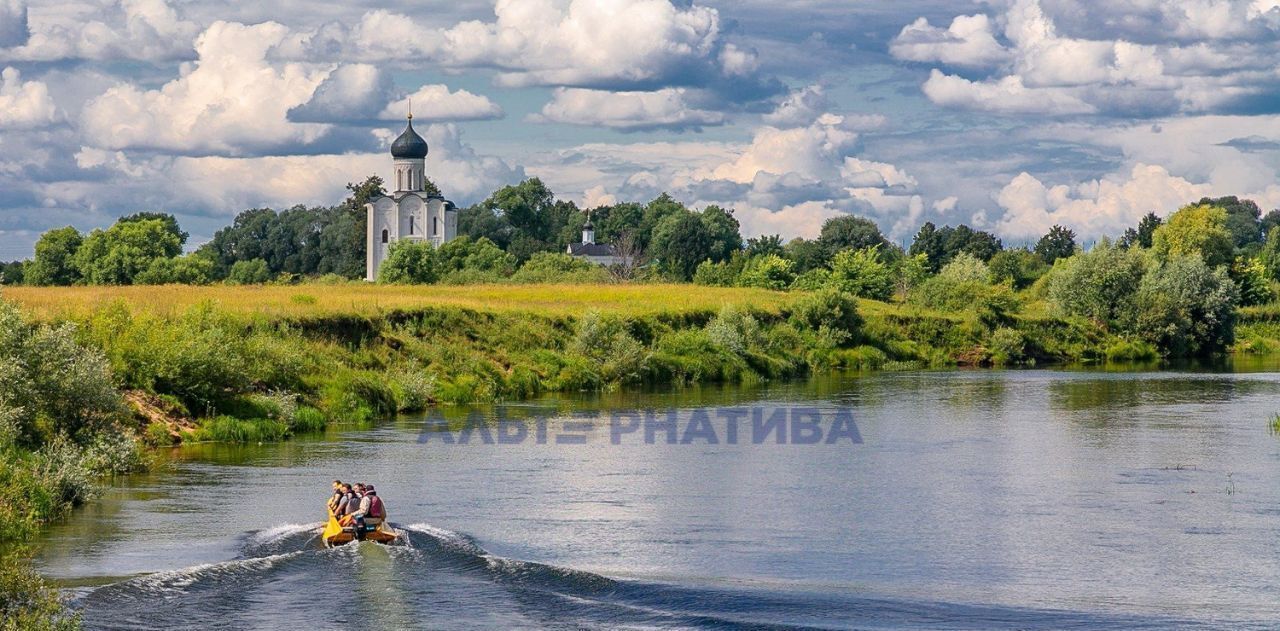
[705,304,763,356]
[789,290,861,339]
[0,301,123,444]
[0,551,79,631]
[570,311,647,384]
[987,327,1025,365]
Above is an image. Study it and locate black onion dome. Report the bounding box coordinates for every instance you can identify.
[390,118,428,159]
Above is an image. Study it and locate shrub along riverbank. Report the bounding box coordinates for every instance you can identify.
[3,281,1278,627]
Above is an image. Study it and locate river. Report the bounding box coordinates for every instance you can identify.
[36,365,1280,629]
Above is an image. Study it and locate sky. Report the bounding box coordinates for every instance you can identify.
[1,0,1279,258]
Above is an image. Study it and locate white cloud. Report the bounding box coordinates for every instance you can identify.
[2,0,198,62]
[282,1,754,91]
[700,113,859,183]
[440,0,726,88]
[762,84,829,127]
[994,163,1212,239]
[381,84,503,122]
[0,66,57,128]
[289,63,390,122]
[530,87,724,131]
[922,70,1096,115]
[81,21,331,156]
[890,14,1010,69]
[289,65,503,124]
[904,0,1280,117]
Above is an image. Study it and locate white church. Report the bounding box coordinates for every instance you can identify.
[365,115,458,281]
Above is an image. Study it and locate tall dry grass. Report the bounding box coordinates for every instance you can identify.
[3,283,799,321]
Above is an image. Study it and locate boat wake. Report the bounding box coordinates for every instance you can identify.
[72,521,1233,631]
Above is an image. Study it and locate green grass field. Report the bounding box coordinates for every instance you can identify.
[2,283,804,320]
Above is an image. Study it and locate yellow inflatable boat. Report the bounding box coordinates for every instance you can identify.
[322,509,397,546]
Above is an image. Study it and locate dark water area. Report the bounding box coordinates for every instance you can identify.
[36,365,1280,629]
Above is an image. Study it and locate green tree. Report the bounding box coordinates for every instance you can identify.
[828,246,894,301]
[745,234,785,258]
[783,237,826,273]
[1151,204,1234,268]
[818,215,889,260]
[1259,226,1280,281]
[1046,241,1146,329]
[457,203,512,249]
[486,178,556,244]
[988,248,1048,289]
[650,211,712,279]
[1198,195,1262,248]
[701,205,742,263]
[893,252,930,299]
[376,242,438,284]
[1134,212,1162,248]
[72,219,182,285]
[1228,256,1273,306]
[119,212,188,247]
[227,259,272,285]
[1260,209,1280,238]
[1034,225,1076,264]
[639,194,688,250]
[0,261,25,285]
[1135,255,1238,356]
[26,227,83,286]
[909,222,1003,272]
[596,202,645,244]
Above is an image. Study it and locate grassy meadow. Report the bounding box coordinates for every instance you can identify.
[2,283,799,320]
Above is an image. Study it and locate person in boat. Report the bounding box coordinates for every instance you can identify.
[333,483,357,518]
[338,484,364,525]
[349,483,385,529]
[327,480,343,513]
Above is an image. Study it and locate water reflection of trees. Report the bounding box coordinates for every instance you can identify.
[1051,376,1246,413]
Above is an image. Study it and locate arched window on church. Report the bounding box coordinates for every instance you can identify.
[409,216,415,235]
[381,229,388,244]
[433,216,439,236]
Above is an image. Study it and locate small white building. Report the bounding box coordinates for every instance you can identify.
[566,217,629,266]
[366,115,458,281]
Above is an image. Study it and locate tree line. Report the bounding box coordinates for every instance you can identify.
[4,175,1280,355]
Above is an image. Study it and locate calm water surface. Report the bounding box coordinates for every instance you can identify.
[36,367,1280,629]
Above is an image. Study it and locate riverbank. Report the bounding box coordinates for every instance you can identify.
[1,283,1118,443]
